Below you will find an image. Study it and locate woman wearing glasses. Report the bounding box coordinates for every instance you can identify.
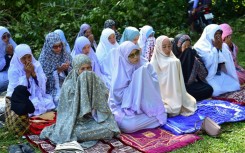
[108,41,166,133]
[39,32,72,106]
[0,26,17,93]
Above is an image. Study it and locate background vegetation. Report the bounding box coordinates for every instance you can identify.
[0,0,244,58]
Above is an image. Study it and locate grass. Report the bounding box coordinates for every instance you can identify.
[0,18,244,153]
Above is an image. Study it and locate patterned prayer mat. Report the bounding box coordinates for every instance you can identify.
[26,135,139,153]
[213,86,245,105]
[162,99,245,135]
[103,138,141,153]
[119,128,201,153]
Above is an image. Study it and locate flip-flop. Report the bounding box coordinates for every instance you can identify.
[8,144,23,153]
[20,143,35,153]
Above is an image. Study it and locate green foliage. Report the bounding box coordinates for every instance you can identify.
[0,0,244,58]
[212,0,245,23]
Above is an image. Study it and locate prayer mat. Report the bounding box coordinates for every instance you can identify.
[29,112,56,135]
[213,86,245,106]
[162,99,245,135]
[25,134,112,153]
[119,128,201,153]
[103,138,141,153]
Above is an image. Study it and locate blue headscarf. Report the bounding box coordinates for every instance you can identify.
[119,27,140,44]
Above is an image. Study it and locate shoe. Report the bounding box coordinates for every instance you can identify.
[8,144,23,153]
[20,143,35,153]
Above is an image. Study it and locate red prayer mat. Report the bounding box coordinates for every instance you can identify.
[103,138,141,153]
[213,86,245,106]
[119,128,201,153]
[26,134,112,153]
[29,112,56,135]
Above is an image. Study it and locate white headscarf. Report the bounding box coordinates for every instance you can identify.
[96,28,119,64]
[151,36,197,116]
[7,44,42,97]
[193,24,221,53]
[9,44,39,74]
[193,24,239,89]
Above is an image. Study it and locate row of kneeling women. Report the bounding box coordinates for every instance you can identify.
[0,23,244,144]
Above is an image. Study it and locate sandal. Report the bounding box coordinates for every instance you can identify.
[20,143,35,153]
[8,144,23,153]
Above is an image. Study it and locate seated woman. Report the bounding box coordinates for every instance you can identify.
[119,26,140,45]
[109,41,166,133]
[0,26,17,93]
[193,24,240,96]
[76,23,97,52]
[138,25,156,61]
[39,32,72,106]
[95,28,119,88]
[7,44,55,116]
[172,34,213,101]
[54,29,71,53]
[150,35,197,116]
[96,28,119,64]
[220,23,245,85]
[40,54,120,145]
[104,19,121,43]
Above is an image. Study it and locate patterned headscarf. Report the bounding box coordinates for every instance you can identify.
[65,54,91,86]
[172,34,191,57]
[38,32,72,78]
[138,25,155,55]
[54,29,71,53]
[104,19,116,29]
[104,19,121,43]
[119,26,140,44]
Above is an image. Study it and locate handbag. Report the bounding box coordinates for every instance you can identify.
[195,117,222,137]
[5,97,29,137]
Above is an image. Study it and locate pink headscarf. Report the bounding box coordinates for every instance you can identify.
[220,23,233,41]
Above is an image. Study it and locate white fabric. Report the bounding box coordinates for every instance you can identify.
[150,36,197,116]
[96,28,119,64]
[109,41,167,132]
[7,44,55,116]
[99,48,116,89]
[118,113,162,133]
[193,24,240,96]
[0,96,5,113]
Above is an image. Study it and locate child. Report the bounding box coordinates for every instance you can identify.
[138,25,156,61]
[220,23,245,85]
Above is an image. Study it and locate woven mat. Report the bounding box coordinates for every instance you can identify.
[213,86,245,105]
